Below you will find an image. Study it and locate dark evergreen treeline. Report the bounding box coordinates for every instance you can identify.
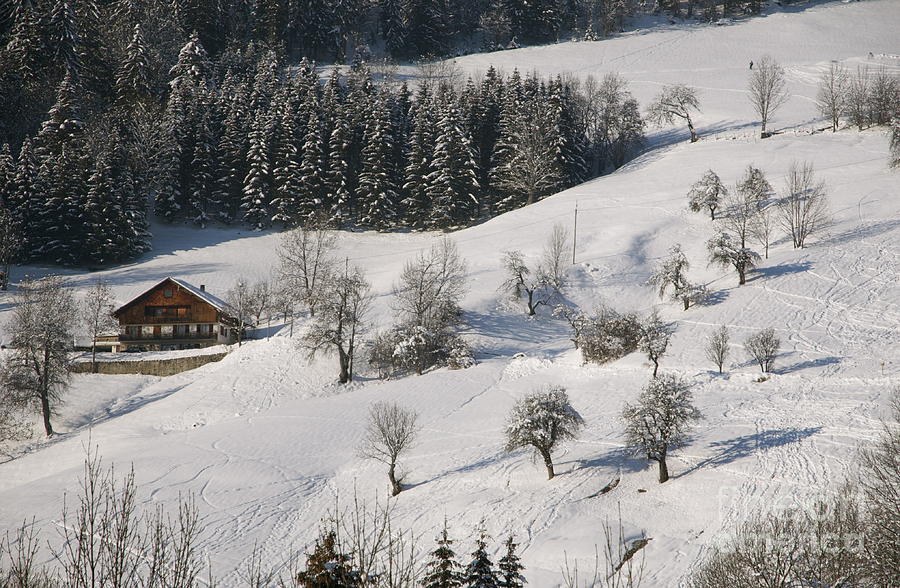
[0,26,645,265]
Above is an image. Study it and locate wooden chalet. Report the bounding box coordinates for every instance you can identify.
[105,277,240,352]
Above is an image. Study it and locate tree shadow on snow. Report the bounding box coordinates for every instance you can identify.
[747,260,812,281]
[561,446,647,475]
[775,356,841,375]
[675,426,822,478]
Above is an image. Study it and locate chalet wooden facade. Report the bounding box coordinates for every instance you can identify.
[106,278,240,352]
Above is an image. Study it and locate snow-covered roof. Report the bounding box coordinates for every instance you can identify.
[114,277,233,317]
[169,278,230,312]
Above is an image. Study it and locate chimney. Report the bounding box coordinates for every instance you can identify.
[200,284,206,292]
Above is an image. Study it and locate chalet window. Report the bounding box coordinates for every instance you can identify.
[144,305,190,318]
[164,289,173,298]
[141,326,153,335]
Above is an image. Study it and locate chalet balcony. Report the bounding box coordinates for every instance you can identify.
[119,332,216,342]
[140,315,195,324]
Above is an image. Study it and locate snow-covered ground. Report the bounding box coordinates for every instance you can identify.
[1,1,898,585]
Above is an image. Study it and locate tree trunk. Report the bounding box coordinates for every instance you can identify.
[737,266,746,285]
[652,358,659,378]
[657,454,669,483]
[682,297,690,311]
[40,390,53,437]
[91,343,98,374]
[337,346,350,384]
[541,449,555,480]
[687,118,698,143]
[709,205,716,221]
[526,289,536,316]
[388,463,402,496]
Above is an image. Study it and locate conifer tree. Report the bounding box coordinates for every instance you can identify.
[271,91,303,226]
[5,2,45,87]
[11,139,38,251]
[48,0,83,79]
[402,83,436,229]
[115,23,152,105]
[356,93,399,230]
[424,521,464,588]
[242,110,273,229]
[0,144,15,211]
[215,78,251,223]
[426,104,480,229]
[83,150,122,263]
[326,103,353,226]
[464,526,499,588]
[497,536,526,588]
[37,72,84,158]
[188,108,217,227]
[295,530,360,587]
[297,108,328,224]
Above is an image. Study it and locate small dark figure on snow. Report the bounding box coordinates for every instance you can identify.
[749,60,754,69]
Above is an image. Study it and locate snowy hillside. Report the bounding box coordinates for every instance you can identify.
[1,1,898,585]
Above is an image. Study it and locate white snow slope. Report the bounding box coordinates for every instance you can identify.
[1,1,899,585]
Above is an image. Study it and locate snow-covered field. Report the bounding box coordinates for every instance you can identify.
[1,1,898,585]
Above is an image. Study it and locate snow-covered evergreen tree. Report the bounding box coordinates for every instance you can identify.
[356,92,399,230]
[188,108,217,227]
[426,104,480,229]
[326,103,353,226]
[215,76,251,223]
[464,527,499,588]
[402,83,436,229]
[423,521,464,588]
[242,110,273,229]
[115,23,152,105]
[497,536,526,588]
[296,108,328,224]
[0,144,15,211]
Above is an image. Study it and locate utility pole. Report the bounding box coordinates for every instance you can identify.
[572,201,578,264]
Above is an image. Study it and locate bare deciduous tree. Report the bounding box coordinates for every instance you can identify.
[748,55,790,138]
[542,223,571,292]
[750,204,775,259]
[277,226,337,317]
[705,325,730,374]
[500,250,555,316]
[0,276,75,437]
[303,266,371,384]
[858,389,900,584]
[505,385,584,480]
[816,62,849,132]
[744,327,780,373]
[1,447,206,586]
[359,401,420,496]
[560,515,646,588]
[247,279,272,327]
[776,161,830,249]
[737,164,772,209]
[622,374,701,483]
[891,122,900,169]
[687,170,727,220]
[225,280,253,347]
[638,310,672,378]
[80,277,118,373]
[646,84,702,142]
[393,238,467,330]
[0,208,20,291]
[846,65,871,130]
[689,485,866,588]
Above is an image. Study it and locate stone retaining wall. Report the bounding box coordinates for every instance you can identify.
[70,352,228,376]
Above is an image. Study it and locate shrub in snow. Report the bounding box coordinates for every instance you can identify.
[744,327,780,373]
[622,374,701,483]
[500,250,557,316]
[504,385,584,480]
[577,306,642,365]
[368,326,474,378]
